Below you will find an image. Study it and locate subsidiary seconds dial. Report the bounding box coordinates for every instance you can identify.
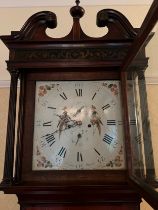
[32,80,126,170]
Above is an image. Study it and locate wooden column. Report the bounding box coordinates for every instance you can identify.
[14,73,25,183]
[2,69,19,185]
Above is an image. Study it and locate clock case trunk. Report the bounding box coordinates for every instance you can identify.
[0,3,153,209]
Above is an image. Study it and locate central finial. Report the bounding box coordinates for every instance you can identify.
[75,0,80,6]
[70,0,85,19]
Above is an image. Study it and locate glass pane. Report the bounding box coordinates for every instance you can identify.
[145,22,158,191]
[126,21,158,193]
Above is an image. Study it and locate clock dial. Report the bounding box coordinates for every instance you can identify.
[32,81,126,170]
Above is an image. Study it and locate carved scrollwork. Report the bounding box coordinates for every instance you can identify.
[97,9,137,39]
[14,47,129,61]
[8,68,20,77]
[0,8,139,44]
[10,11,57,41]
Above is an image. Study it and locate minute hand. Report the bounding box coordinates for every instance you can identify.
[73,106,84,117]
[42,120,82,139]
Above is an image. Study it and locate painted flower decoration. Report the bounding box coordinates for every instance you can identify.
[37,160,44,168]
[108,84,118,96]
[90,105,103,135]
[114,155,122,167]
[36,149,53,169]
[38,86,47,97]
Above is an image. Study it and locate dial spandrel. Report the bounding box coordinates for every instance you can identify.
[32,81,126,170]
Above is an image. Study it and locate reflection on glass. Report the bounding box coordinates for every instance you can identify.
[127,73,145,179]
[126,22,158,193]
[146,23,158,191]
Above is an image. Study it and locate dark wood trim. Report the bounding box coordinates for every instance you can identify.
[129,176,158,209]
[24,207,139,210]
[26,69,120,81]
[21,70,125,185]
[1,69,19,185]
[1,185,141,206]
[20,206,140,210]
[96,9,137,39]
[6,61,123,70]
[0,8,137,43]
[14,72,25,183]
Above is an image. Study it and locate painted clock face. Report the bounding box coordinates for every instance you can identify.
[32,80,126,170]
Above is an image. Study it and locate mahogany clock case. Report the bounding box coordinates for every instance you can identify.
[0,2,156,209]
[0,6,147,187]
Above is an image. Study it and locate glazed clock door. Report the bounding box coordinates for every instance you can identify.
[32,80,126,171]
[121,1,158,208]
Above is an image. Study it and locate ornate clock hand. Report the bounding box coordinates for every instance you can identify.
[90,105,103,135]
[42,120,82,142]
[73,106,84,117]
[56,110,72,137]
[75,133,82,145]
[56,110,82,138]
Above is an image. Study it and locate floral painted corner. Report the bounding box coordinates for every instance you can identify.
[38,84,56,97]
[35,146,53,169]
[102,82,119,96]
[106,145,124,168]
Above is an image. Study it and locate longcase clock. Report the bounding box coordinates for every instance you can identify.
[0,1,158,210]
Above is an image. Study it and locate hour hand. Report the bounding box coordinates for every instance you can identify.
[90,105,103,135]
[56,111,82,138]
[73,106,84,117]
